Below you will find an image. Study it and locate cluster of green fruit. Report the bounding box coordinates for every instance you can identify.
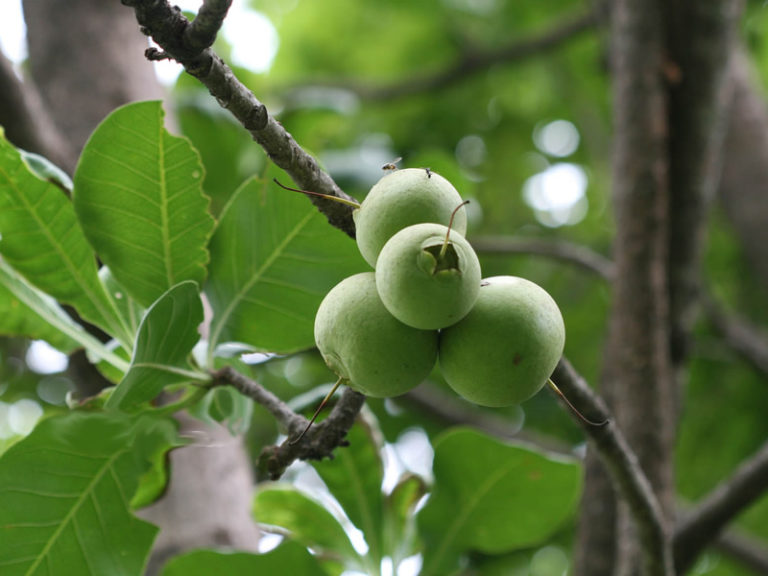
[314,168,565,408]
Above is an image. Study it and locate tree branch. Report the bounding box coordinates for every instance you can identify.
[551,358,673,576]
[403,381,572,456]
[470,235,615,280]
[715,529,768,575]
[703,294,768,377]
[184,0,232,53]
[288,4,606,101]
[121,0,357,237]
[673,440,768,574]
[210,366,365,480]
[666,0,742,371]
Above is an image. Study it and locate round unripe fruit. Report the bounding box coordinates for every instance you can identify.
[314,272,438,397]
[438,276,565,407]
[375,223,481,330]
[354,168,467,267]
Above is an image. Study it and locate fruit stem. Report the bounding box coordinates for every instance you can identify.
[273,179,361,208]
[439,200,470,260]
[289,376,346,444]
[547,378,609,427]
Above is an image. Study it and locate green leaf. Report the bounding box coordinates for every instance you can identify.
[160,541,327,576]
[105,281,207,411]
[0,411,177,576]
[73,100,215,308]
[206,168,367,355]
[0,258,129,372]
[99,266,145,339]
[0,132,128,343]
[19,150,73,193]
[0,258,81,353]
[253,484,360,566]
[383,473,428,565]
[417,427,583,576]
[311,420,385,564]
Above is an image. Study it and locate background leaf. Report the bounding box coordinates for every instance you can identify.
[253,484,361,566]
[160,541,327,576]
[73,100,215,308]
[0,133,127,342]
[205,167,367,355]
[311,419,385,565]
[105,281,206,411]
[417,427,583,575]
[383,473,428,566]
[0,411,177,576]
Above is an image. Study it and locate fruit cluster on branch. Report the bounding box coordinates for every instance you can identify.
[313,168,566,408]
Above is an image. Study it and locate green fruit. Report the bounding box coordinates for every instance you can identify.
[354,168,467,267]
[438,276,565,407]
[375,223,481,330]
[314,272,438,397]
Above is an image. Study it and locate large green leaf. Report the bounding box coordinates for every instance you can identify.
[160,541,327,576]
[311,420,385,565]
[0,411,177,576]
[253,484,361,566]
[205,169,367,355]
[0,132,127,342]
[73,100,215,308]
[417,427,583,575]
[105,281,207,411]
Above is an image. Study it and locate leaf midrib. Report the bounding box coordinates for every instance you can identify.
[23,449,127,576]
[209,210,316,350]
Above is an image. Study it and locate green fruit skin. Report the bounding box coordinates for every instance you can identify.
[314,272,438,397]
[438,276,565,407]
[375,223,481,330]
[354,168,467,267]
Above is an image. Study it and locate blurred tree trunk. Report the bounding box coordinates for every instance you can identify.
[575,1,741,575]
[12,1,261,572]
[718,48,768,290]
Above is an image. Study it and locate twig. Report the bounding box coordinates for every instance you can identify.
[551,358,673,576]
[470,235,615,280]
[715,529,768,575]
[121,0,357,237]
[703,294,768,377]
[673,439,768,574]
[210,366,365,480]
[403,382,573,456]
[184,0,232,53]
[287,4,606,101]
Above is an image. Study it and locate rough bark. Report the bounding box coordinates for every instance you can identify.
[605,1,676,575]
